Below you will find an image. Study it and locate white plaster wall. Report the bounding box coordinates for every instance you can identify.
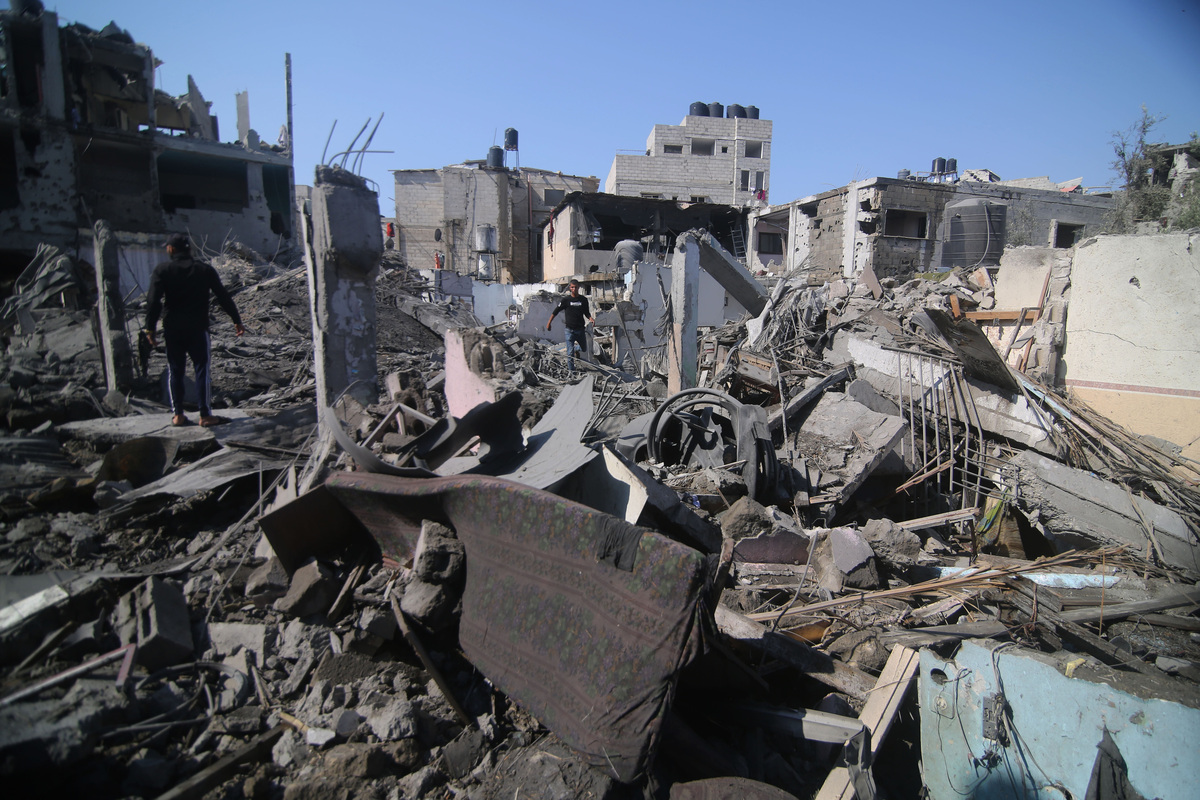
[1064,233,1200,391]
[472,280,556,327]
[994,247,1055,309]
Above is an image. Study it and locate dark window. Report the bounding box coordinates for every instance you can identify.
[663,144,683,155]
[690,196,708,204]
[691,138,714,156]
[543,188,565,205]
[0,129,19,209]
[157,150,248,212]
[883,209,928,238]
[745,140,763,158]
[739,170,750,191]
[754,171,765,191]
[757,232,784,255]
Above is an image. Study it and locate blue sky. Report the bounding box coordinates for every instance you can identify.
[50,0,1200,215]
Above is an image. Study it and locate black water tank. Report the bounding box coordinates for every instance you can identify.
[946,157,958,173]
[689,101,709,117]
[504,128,518,151]
[708,101,723,118]
[746,105,760,119]
[933,157,948,175]
[942,199,1007,268]
[727,104,746,118]
[898,169,911,180]
[487,146,504,169]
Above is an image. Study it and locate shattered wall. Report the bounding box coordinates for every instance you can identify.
[1062,232,1200,459]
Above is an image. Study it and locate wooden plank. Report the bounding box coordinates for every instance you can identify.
[154,726,285,800]
[964,309,1042,321]
[815,646,920,800]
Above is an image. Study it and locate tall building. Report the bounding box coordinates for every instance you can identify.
[605,103,771,207]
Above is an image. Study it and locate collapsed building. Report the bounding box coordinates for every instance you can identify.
[1,154,1197,799]
[0,4,296,286]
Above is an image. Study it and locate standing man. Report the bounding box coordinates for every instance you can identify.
[145,233,244,427]
[546,279,594,375]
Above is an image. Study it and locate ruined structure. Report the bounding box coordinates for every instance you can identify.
[392,157,597,284]
[749,170,1115,280]
[540,192,749,281]
[0,7,295,279]
[605,103,772,207]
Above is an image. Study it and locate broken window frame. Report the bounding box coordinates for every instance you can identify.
[883,208,929,239]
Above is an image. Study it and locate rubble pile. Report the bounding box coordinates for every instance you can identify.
[1,232,1198,800]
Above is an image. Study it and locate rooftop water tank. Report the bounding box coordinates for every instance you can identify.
[727,104,746,118]
[689,101,709,117]
[475,224,498,253]
[933,157,948,175]
[708,101,724,118]
[487,146,504,169]
[946,157,958,173]
[504,128,518,151]
[898,169,911,180]
[942,199,1006,268]
[746,105,760,119]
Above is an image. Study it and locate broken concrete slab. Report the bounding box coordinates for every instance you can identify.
[796,393,906,504]
[1008,451,1200,575]
[57,411,253,454]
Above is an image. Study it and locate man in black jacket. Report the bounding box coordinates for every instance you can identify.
[145,233,244,426]
[546,279,594,374]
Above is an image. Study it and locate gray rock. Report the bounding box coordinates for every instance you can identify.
[272,729,309,769]
[321,742,394,779]
[718,496,773,541]
[361,691,417,741]
[207,621,268,661]
[411,521,465,583]
[357,606,397,640]
[395,764,445,800]
[861,518,922,570]
[812,527,880,592]
[274,559,336,618]
[245,557,289,599]
[305,727,337,748]
[400,578,456,632]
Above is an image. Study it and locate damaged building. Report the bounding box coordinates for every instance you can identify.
[748,164,1116,280]
[0,5,296,282]
[391,139,598,284]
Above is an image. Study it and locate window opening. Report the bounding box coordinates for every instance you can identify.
[883,209,928,238]
[745,141,763,158]
[691,138,714,156]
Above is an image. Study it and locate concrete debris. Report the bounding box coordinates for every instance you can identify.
[2,150,1198,800]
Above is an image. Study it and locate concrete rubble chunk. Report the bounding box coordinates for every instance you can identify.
[861,518,923,571]
[361,691,417,741]
[812,527,880,592]
[274,559,337,619]
[719,496,774,541]
[115,576,194,671]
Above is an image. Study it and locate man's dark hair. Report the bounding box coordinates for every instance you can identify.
[165,233,191,252]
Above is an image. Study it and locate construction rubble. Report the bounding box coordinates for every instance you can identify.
[1,224,1199,800]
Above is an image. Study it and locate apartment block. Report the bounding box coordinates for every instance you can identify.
[393,159,597,284]
[605,103,772,207]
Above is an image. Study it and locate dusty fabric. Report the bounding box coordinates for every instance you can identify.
[323,473,708,782]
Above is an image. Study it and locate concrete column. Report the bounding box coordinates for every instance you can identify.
[39,12,65,120]
[668,233,700,395]
[842,181,859,279]
[92,220,133,392]
[306,166,381,425]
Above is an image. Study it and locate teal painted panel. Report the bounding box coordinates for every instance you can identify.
[920,640,1200,800]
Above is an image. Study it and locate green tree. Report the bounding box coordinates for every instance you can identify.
[1109,106,1172,230]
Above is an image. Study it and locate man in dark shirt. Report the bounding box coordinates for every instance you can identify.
[546,279,594,374]
[145,233,244,426]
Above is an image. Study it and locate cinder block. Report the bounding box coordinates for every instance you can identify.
[131,576,194,671]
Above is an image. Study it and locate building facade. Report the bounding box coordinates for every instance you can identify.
[0,8,295,278]
[393,163,597,284]
[749,173,1116,281]
[605,103,771,207]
